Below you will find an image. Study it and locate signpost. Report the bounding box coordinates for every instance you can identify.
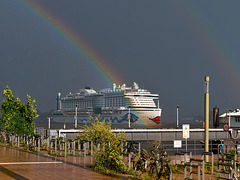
[174,140,182,153]
[174,140,182,148]
[183,124,190,151]
[223,123,229,132]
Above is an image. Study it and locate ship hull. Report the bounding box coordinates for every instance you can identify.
[52,108,162,129]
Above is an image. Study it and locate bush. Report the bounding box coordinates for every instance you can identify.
[78,116,127,174]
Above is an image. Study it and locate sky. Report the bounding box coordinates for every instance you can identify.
[1,0,240,124]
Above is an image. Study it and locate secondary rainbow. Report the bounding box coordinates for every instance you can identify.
[175,2,240,97]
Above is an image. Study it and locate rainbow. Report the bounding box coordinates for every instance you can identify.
[14,0,123,88]
[174,2,240,97]
[11,0,153,127]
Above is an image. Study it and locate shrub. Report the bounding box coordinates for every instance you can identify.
[78,116,127,173]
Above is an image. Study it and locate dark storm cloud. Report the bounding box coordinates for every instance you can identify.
[1,0,240,124]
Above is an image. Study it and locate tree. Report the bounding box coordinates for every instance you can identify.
[78,117,127,173]
[0,86,38,136]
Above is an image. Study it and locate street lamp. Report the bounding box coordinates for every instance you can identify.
[177,105,180,128]
[228,109,232,128]
[74,104,78,128]
[128,107,131,128]
[48,117,51,129]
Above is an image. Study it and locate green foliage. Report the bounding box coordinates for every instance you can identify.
[78,116,127,173]
[226,149,236,160]
[144,141,171,179]
[0,86,38,136]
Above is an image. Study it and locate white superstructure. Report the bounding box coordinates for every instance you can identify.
[53,82,162,128]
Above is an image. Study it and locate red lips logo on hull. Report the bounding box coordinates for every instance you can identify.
[149,116,161,124]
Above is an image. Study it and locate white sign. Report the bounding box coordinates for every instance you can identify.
[174,140,182,148]
[182,124,190,139]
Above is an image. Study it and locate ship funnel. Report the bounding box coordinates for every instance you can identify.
[113,83,116,91]
[57,93,61,110]
[133,82,139,89]
[213,106,219,128]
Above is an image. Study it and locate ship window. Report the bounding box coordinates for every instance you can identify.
[235,117,240,122]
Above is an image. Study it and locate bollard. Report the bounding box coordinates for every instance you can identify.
[212,152,214,175]
[73,141,75,156]
[138,143,141,157]
[91,141,93,155]
[170,161,173,180]
[41,137,43,149]
[78,140,81,156]
[121,143,123,161]
[17,136,19,148]
[38,138,40,152]
[198,165,200,180]
[87,141,90,151]
[68,141,70,155]
[34,137,36,151]
[55,138,57,154]
[50,141,53,154]
[190,160,192,179]
[97,143,100,152]
[125,142,127,154]
[59,138,61,153]
[84,142,86,157]
[60,142,62,156]
[103,142,105,152]
[203,158,205,180]
[184,154,187,179]
[65,141,67,157]
[47,137,49,150]
[128,153,131,170]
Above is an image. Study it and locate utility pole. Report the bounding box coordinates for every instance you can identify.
[204,76,210,162]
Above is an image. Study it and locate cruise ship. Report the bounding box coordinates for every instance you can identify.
[52,82,162,128]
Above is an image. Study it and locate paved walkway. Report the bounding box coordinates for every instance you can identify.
[0,146,121,180]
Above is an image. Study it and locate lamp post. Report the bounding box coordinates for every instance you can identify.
[74,104,78,128]
[48,117,51,129]
[128,107,131,128]
[228,109,232,128]
[204,76,210,162]
[177,105,180,128]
